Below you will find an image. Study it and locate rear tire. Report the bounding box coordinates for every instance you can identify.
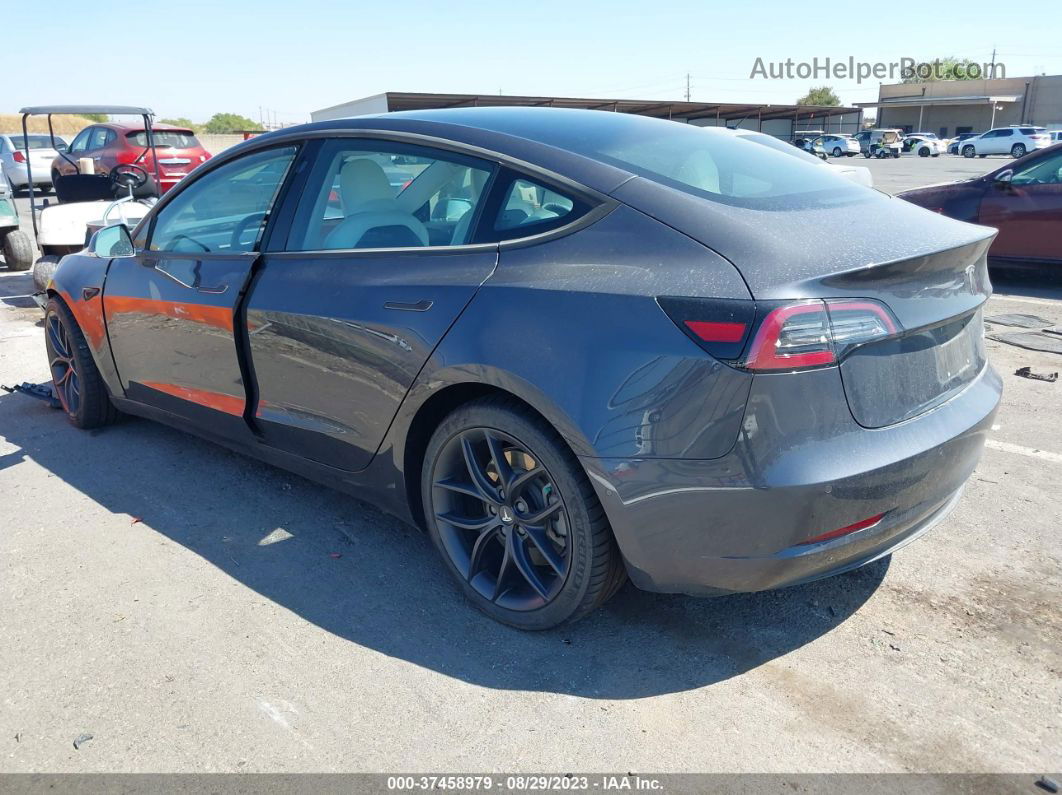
[32,255,61,292]
[1011,143,1027,158]
[44,296,119,429]
[422,396,625,629]
[2,230,33,271]
[832,147,843,157]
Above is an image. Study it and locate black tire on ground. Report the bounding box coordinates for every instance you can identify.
[979,154,987,158]
[2,229,33,271]
[44,296,119,429]
[863,151,872,158]
[963,146,976,158]
[894,151,901,158]
[918,147,930,157]
[422,396,626,629]
[1011,144,1027,158]
[832,147,843,157]
[32,255,62,292]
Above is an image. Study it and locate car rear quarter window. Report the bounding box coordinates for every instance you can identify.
[495,179,575,232]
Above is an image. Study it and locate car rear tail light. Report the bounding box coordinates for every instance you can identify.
[12,151,25,163]
[658,296,899,372]
[799,512,886,545]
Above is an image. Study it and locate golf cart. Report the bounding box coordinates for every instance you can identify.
[0,175,33,270]
[19,106,163,291]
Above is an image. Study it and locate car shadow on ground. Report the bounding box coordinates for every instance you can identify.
[0,391,888,699]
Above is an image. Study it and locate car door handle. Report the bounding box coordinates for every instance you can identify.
[384,299,433,312]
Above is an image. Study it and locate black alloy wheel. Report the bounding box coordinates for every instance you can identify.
[423,397,625,629]
[44,297,118,428]
[432,427,571,610]
[46,308,81,416]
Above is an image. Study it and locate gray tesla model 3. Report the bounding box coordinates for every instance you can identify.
[43,107,1001,629]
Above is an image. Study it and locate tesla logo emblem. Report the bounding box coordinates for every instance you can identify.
[499,506,514,524]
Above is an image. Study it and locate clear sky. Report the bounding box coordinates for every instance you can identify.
[7,0,1061,124]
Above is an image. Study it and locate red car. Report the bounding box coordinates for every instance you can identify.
[51,122,211,194]
[898,143,1062,268]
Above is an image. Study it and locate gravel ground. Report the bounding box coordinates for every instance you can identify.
[0,159,1059,774]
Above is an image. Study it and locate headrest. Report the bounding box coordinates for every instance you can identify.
[339,158,394,213]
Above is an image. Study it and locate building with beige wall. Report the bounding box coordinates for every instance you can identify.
[859,74,1062,136]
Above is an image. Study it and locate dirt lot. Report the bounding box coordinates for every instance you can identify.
[0,157,1059,774]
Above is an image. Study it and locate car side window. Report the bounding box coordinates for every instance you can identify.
[287,141,494,250]
[494,178,577,234]
[148,145,297,254]
[999,130,1013,138]
[68,128,91,153]
[87,127,110,151]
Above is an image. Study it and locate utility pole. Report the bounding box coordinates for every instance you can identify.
[989,47,996,79]
[685,73,691,101]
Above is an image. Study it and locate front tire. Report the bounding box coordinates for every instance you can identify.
[44,297,119,429]
[32,255,62,292]
[422,397,625,629]
[2,230,33,271]
[918,147,930,157]
[963,145,976,158]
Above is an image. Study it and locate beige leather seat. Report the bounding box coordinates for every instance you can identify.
[324,158,428,249]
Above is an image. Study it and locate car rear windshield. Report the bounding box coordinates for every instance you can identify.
[12,134,64,150]
[126,130,200,148]
[492,112,869,209]
[1019,128,1044,134]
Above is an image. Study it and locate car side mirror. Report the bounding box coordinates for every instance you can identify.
[89,224,135,258]
[993,169,1014,185]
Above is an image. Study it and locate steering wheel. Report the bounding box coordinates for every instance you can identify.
[230,212,267,250]
[110,164,149,191]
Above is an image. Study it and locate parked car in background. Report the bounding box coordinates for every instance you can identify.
[906,135,947,157]
[959,126,1052,159]
[899,143,1062,268]
[815,134,860,157]
[902,131,940,152]
[45,107,997,629]
[733,129,873,186]
[0,133,69,193]
[947,132,980,155]
[1048,130,1062,144]
[855,129,903,158]
[51,123,211,194]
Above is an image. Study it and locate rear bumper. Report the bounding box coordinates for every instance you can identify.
[582,362,1002,595]
[5,166,52,187]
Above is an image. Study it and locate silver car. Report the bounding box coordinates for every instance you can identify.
[0,133,69,193]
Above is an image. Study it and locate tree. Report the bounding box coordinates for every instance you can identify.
[796,86,841,106]
[901,56,984,83]
[79,113,108,122]
[202,112,258,134]
[159,117,200,132]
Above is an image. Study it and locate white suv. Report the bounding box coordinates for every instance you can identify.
[960,126,1053,158]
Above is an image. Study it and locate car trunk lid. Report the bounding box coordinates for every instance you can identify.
[126,129,207,187]
[612,176,996,426]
